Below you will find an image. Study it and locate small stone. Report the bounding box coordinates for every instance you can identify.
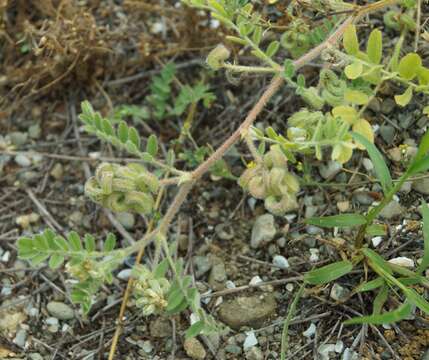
[225,280,236,289]
[371,236,383,247]
[388,147,402,162]
[218,294,277,330]
[16,213,40,229]
[388,257,414,268]
[28,124,42,139]
[302,323,316,338]
[184,338,206,360]
[353,191,374,205]
[47,301,75,320]
[379,125,395,143]
[243,331,258,350]
[330,283,349,302]
[149,317,171,338]
[306,225,323,235]
[117,269,132,280]
[208,260,227,290]
[116,212,135,229]
[277,237,286,247]
[335,340,344,353]
[28,354,44,360]
[251,214,276,249]
[400,181,412,193]
[194,256,212,278]
[10,132,28,146]
[50,163,64,180]
[367,98,381,113]
[245,347,264,360]
[381,98,396,114]
[225,344,242,354]
[15,154,31,167]
[318,344,336,360]
[412,177,429,195]
[249,276,263,286]
[337,201,349,212]
[305,205,318,218]
[13,328,27,347]
[379,201,403,219]
[309,248,319,262]
[272,255,289,269]
[319,161,342,180]
[215,223,235,240]
[362,158,374,171]
[422,348,429,360]
[140,340,153,353]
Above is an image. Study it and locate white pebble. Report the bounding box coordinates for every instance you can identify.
[302,323,316,338]
[272,255,289,269]
[388,257,414,268]
[225,280,236,289]
[335,340,344,353]
[286,283,294,292]
[371,236,383,247]
[243,331,258,350]
[117,269,132,281]
[249,276,263,286]
[309,248,319,262]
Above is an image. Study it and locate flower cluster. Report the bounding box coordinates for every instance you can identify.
[239,145,300,215]
[84,162,159,214]
[132,265,170,316]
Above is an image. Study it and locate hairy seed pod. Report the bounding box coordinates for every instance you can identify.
[103,193,128,212]
[238,166,260,190]
[95,163,117,183]
[268,167,289,196]
[112,178,136,193]
[248,175,267,199]
[296,86,325,110]
[264,194,298,216]
[125,191,154,214]
[206,44,230,70]
[84,177,104,203]
[136,172,159,193]
[99,170,113,195]
[283,173,300,194]
[263,145,287,169]
[115,165,138,180]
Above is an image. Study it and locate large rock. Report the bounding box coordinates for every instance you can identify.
[251,214,276,249]
[218,294,277,330]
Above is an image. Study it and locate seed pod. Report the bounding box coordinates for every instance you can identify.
[136,171,159,193]
[103,192,129,212]
[283,173,300,194]
[296,86,325,110]
[125,191,154,214]
[84,177,104,203]
[112,178,136,193]
[267,167,289,196]
[206,44,230,70]
[248,175,267,199]
[263,145,287,169]
[99,170,113,195]
[264,194,298,216]
[238,166,260,190]
[95,163,117,183]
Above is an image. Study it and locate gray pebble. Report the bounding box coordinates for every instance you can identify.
[47,301,75,320]
[251,214,276,249]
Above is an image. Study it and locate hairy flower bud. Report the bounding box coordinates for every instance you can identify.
[102,193,129,212]
[136,171,160,194]
[296,86,325,110]
[206,44,230,70]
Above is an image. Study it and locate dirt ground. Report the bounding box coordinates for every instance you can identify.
[1,1,429,359]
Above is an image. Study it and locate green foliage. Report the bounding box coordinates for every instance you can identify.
[305,261,354,285]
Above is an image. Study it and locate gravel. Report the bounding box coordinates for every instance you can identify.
[46,301,75,320]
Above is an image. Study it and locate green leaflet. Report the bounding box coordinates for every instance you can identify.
[344,302,412,325]
[352,132,392,195]
[305,260,353,285]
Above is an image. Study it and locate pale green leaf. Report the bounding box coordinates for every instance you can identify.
[366,29,382,64]
[305,260,354,285]
[394,86,413,107]
[344,302,412,325]
[352,132,392,195]
[343,24,359,55]
[345,62,363,79]
[146,134,158,157]
[398,53,422,80]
